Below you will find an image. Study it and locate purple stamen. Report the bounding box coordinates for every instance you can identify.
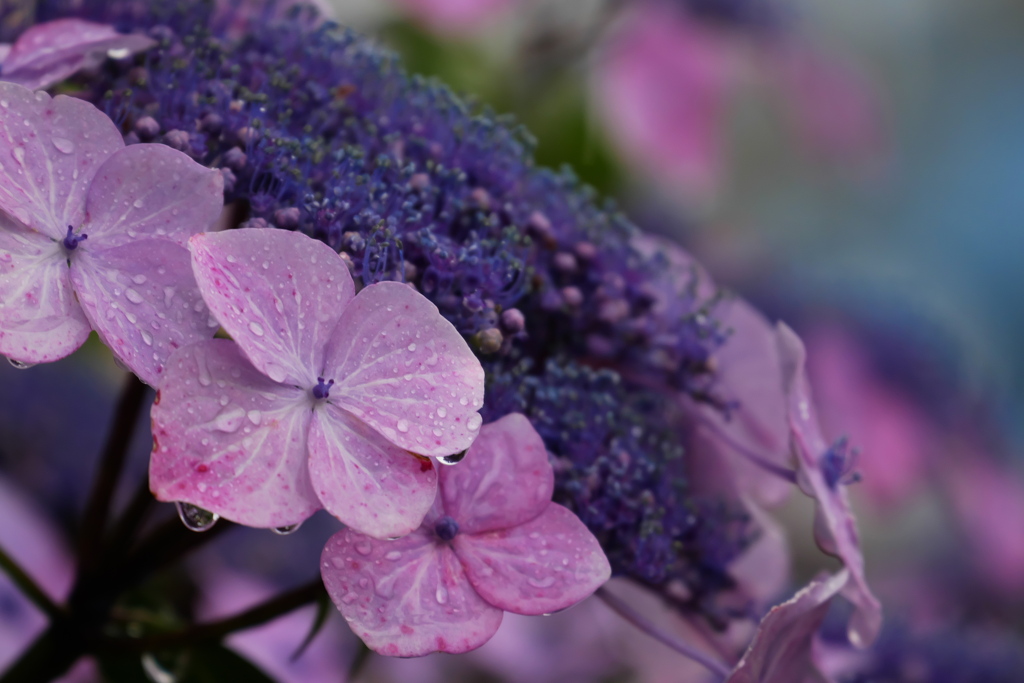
[312,377,334,400]
[434,515,459,542]
[62,225,87,251]
[821,437,862,490]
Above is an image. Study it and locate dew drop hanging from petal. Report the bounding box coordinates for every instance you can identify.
[437,450,467,466]
[175,501,219,532]
[7,358,34,369]
[272,522,302,535]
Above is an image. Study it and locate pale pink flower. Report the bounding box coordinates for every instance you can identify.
[726,570,849,683]
[0,18,154,91]
[777,324,881,648]
[0,83,224,385]
[390,0,522,35]
[320,413,611,656]
[150,228,485,538]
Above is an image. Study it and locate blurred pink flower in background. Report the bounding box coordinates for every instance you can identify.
[390,0,522,35]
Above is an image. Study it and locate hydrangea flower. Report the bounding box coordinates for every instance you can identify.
[0,18,154,91]
[777,324,881,648]
[321,413,611,656]
[0,82,223,385]
[149,228,485,538]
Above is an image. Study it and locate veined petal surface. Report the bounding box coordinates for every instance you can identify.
[440,413,553,535]
[0,213,89,363]
[82,144,223,248]
[70,239,215,386]
[455,504,611,616]
[326,281,484,457]
[321,528,502,657]
[149,340,320,528]
[308,403,437,539]
[0,83,122,239]
[190,229,354,387]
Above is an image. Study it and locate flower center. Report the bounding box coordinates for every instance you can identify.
[312,377,334,400]
[434,515,459,542]
[62,225,87,251]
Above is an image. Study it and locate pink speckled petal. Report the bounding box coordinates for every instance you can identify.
[1,18,155,91]
[455,504,611,616]
[149,340,320,529]
[81,144,223,248]
[0,83,122,239]
[189,229,354,387]
[321,528,503,657]
[726,570,848,683]
[325,281,485,457]
[308,403,437,540]
[440,413,553,535]
[777,323,881,648]
[0,213,90,363]
[70,239,215,386]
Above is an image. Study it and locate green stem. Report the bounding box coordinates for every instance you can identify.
[0,544,64,620]
[76,374,150,574]
[103,579,325,653]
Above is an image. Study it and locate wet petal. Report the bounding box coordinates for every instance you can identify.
[308,403,437,539]
[325,281,484,457]
[455,504,611,616]
[0,213,89,363]
[726,570,848,683]
[0,18,155,91]
[440,413,553,535]
[189,229,354,387]
[0,83,122,239]
[149,340,320,529]
[777,323,881,647]
[70,239,215,386]
[321,528,503,657]
[81,144,223,248]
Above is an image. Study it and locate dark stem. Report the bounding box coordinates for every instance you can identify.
[103,579,325,653]
[596,586,731,680]
[104,476,158,560]
[347,641,373,681]
[0,544,64,620]
[0,625,83,683]
[76,374,150,573]
[115,514,234,588]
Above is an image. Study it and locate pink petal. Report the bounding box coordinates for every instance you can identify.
[149,340,321,528]
[0,83,122,240]
[695,298,793,506]
[726,571,848,683]
[321,528,503,657]
[777,323,881,648]
[440,413,553,535]
[189,229,354,387]
[0,213,90,363]
[308,403,437,539]
[594,4,737,198]
[81,144,224,248]
[1,18,155,91]
[70,239,216,386]
[455,503,611,616]
[325,281,484,457]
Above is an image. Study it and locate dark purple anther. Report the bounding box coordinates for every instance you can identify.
[434,515,459,541]
[312,377,334,400]
[821,437,861,490]
[62,226,87,251]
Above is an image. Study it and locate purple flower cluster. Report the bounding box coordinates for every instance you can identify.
[20,0,744,619]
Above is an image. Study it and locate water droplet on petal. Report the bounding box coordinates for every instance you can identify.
[467,413,482,431]
[141,331,153,346]
[355,540,373,556]
[175,502,219,532]
[436,407,447,418]
[51,137,75,154]
[246,410,262,426]
[213,406,245,433]
[437,450,466,466]
[125,288,144,304]
[407,343,416,352]
[396,419,410,433]
[133,198,145,209]
[384,550,402,561]
[435,584,448,604]
[528,575,557,589]
[7,358,34,369]
[248,321,264,337]
[272,522,301,535]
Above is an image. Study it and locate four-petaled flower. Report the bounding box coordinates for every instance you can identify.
[0,19,155,92]
[320,413,611,656]
[149,228,486,538]
[0,83,224,385]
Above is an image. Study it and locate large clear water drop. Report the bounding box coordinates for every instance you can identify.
[175,502,219,532]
